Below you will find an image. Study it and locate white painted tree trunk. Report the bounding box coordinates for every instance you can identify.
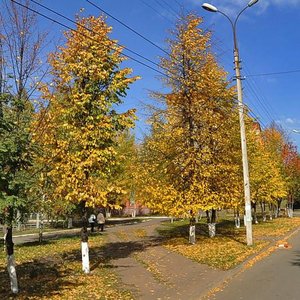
[235,216,240,228]
[67,217,73,229]
[81,242,90,274]
[287,208,293,218]
[170,217,174,223]
[16,211,21,231]
[7,254,18,293]
[36,213,40,229]
[131,207,136,218]
[189,225,196,244]
[39,214,44,243]
[208,223,216,238]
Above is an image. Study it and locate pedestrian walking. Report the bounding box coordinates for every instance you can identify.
[88,213,96,232]
[97,211,105,232]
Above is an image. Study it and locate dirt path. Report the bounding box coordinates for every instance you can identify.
[103,219,229,300]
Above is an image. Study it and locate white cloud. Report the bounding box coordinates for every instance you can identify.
[275,117,300,133]
[286,118,295,124]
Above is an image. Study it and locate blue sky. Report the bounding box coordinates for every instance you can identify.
[29,0,300,148]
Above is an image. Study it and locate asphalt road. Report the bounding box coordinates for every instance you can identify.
[212,228,300,300]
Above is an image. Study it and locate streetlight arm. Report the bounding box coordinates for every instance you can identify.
[216,5,249,52]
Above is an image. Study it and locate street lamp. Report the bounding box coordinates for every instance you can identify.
[202,1,260,246]
[292,129,300,134]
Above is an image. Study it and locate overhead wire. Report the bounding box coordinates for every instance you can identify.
[28,0,168,74]
[209,35,277,128]
[174,0,184,8]
[86,0,171,58]
[246,69,300,77]
[243,80,274,123]
[154,0,177,18]
[243,65,279,121]
[13,0,171,78]
[210,42,269,126]
[86,0,272,127]
[15,0,272,128]
[160,0,180,16]
[137,0,173,24]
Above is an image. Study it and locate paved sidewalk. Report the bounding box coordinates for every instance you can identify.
[211,227,300,300]
[103,219,231,300]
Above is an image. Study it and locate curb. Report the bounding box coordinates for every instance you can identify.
[201,224,300,300]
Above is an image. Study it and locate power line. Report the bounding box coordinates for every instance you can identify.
[244,80,274,123]
[207,32,283,128]
[13,0,170,78]
[13,0,263,126]
[174,0,183,8]
[246,69,300,77]
[137,0,173,24]
[244,65,279,121]
[28,0,165,72]
[211,39,278,128]
[160,0,180,17]
[153,0,178,19]
[86,0,170,57]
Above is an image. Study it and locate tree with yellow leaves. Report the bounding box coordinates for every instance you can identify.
[247,123,287,223]
[262,125,300,217]
[34,15,138,273]
[137,14,241,238]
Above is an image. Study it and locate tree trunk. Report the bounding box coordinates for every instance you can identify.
[5,227,18,294]
[195,209,202,223]
[274,204,278,218]
[105,207,111,218]
[189,217,196,244]
[252,202,258,224]
[16,210,21,231]
[276,198,282,216]
[261,202,266,222]
[67,217,73,229]
[287,195,294,218]
[39,213,44,243]
[234,209,240,228]
[36,212,40,228]
[269,204,273,220]
[81,202,90,274]
[207,209,216,238]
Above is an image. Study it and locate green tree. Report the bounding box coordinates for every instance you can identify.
[0,0,47,293]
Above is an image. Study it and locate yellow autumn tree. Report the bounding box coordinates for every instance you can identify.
[247,123,287,222]
[137,14,242,236]
[33,15,138,272]
[105,130,138,213]
[262,125,298,217]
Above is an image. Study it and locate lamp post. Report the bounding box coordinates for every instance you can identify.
[202,0,259,246]
[292,130,300,134]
